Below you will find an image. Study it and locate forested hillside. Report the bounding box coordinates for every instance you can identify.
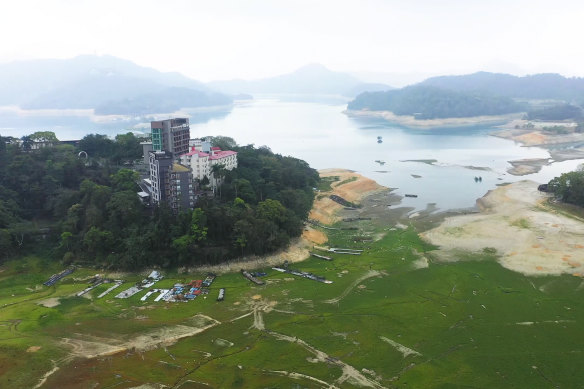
[527,103,584,121]
[348,85,524,119]
[0,133,318,268]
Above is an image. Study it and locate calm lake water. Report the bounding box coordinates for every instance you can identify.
[2,97,583,211]
[189,98,584,211]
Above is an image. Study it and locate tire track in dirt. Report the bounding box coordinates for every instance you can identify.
[324,270,380,304]
[266,330,386,388]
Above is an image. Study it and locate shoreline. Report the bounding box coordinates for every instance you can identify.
[422,180,584,276]
[344,109,523,129]
[346,109,584,175]
[493,120,584,175]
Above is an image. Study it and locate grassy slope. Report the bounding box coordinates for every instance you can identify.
[1,224,584,388]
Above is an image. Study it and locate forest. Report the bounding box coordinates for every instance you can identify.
[348,85,525,119]
[526,103,584,121]
[0,132,318,269]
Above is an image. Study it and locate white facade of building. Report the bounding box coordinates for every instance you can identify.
[179,141,238,189]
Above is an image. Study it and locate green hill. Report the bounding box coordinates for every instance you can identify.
[348,85,525,119]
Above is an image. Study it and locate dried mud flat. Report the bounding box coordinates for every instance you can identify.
[422,181,584,276]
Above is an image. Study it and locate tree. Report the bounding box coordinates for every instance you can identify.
[106,191,142,232]
[233,219,251,257]
[211,164,226,198]
[110,169,139,192]
[232,178,256,203]
[209,136,237,150]
[548,170,584,207]
[20,135,32,151]
[30,131,59,146]
[78,134,114,159]
[113,132,142,164]
[83,226,114,258]
[257,199,287,225]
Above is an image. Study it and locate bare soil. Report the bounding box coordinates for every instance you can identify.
[60,314,220,359]
[310,169,386,225]
[422,181,584,276]
[38,298,61,308]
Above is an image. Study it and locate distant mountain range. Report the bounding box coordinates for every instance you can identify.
[4,55,583,120]
[207,63,393,97]
[0,57,393,114]
[0,55,231,115]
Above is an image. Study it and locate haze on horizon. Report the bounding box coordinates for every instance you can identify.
[1,0,583,86]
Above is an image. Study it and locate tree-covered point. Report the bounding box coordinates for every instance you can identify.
[347,85,525,119]
[548,170,584,207]
[0,133,319,269]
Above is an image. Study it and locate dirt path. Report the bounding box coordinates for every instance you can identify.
[33,360,59,389]
[324,270,380,304]
[252,308,265,330]
[267,369,340,389]
[422,181,584,276]
[379,336,421,358]
[60,314,220,359]
[267,330,386,388]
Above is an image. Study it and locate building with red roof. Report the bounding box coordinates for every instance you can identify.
[179,138,238,190]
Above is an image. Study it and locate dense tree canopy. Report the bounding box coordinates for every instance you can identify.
[0,133,318,269]
[527,104,583,121]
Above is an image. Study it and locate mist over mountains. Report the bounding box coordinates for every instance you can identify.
[2,55,584,120]
[0,55,229,115]
[208,63,393,97]
[0,56,392,114]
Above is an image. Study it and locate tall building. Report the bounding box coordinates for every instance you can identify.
[167,163,194,211]
[150,118,190,157]
[149,150,194,212]
[149,151,173,205]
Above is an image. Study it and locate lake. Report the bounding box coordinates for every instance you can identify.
[189,98,584,211]
[2,97,583,212]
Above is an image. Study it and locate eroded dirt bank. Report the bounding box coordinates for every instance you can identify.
[421,181,584,276]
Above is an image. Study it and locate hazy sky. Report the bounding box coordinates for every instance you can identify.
[2,0,583,82]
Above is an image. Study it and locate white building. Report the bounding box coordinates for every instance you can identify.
[179,141,238,189]
[180,149,210,181]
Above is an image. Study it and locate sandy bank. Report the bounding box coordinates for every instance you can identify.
[345,109,522,129]
[494,121,584,164]
[310,169,386,225]
[421,181,584,276]
[506,158,551,176]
